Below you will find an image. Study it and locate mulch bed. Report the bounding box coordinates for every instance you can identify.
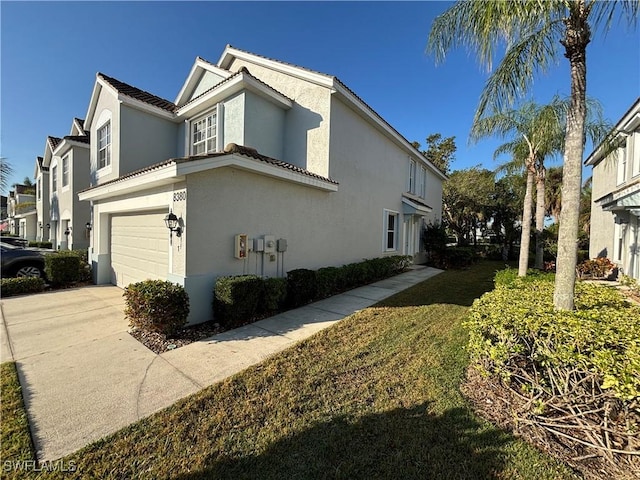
[129,321,225,354]
[461,367,640,480]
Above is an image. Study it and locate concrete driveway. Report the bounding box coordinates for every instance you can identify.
[0,286,202,461]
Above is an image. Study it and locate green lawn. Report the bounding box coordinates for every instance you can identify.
[1,261,578,479]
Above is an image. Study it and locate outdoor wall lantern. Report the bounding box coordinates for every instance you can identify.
[85,222,92,231]
[64,227,71,237]
[46,224,50,230]
[164,211,182,238]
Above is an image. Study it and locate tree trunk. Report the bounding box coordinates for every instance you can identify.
[554,3,590,310]
[535,166,546,270]
[518,167,535,276]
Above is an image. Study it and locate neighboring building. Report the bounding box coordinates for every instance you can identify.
[1,195,7,220]
[34,156,50,242]
[7,184,37,240]
[42,118,91,250]
[586,97,640,279]
[79,45,446,323]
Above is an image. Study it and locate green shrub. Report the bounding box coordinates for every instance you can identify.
[493,267,555,287]
[466,279,640,401]
[124,280,189,335]
[213,275,264,328]
[286,269,317,307]
[1,277,45,297]
[44,251,81,286]
[28,241,53,249]
[263,277,287,312]
[430,246,477,269]
[316,267,341,298]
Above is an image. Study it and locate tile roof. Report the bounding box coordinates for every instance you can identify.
[64,135,90,144]
[181,67,293,109]
[79,143,337,193]
[197,55,230,72]
[36,156,50,172]
[98,73,178,113]
[47,136,62,150]
[73,117,89,135]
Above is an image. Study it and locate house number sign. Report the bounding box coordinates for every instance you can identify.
[173,190,186,202]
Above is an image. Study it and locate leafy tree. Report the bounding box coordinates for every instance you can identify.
[428,0,638,310]
[545,166,564,223]
[0,158,12,193]
[412,133,457,175]
[442,167,495,246]
[487,173,524,261]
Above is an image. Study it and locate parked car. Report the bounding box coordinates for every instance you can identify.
[1,242,45,278]
[0,236,29,248]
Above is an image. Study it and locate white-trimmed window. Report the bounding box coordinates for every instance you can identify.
[37,178,41,200]
[418,165,426,198]
[98,122,111,169]
[408,159,416,193]
[384,209,399,251]
[191,109,217,155]
[633,131,640,177]
[617,143,627,185]
[52,165,57,191]
[614,222,624,262]
[62,155,69,187]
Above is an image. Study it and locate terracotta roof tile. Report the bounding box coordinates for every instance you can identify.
[64,135,90,144]
[98,73,178,113]
[36,156,49,172]
[47,136,62,150]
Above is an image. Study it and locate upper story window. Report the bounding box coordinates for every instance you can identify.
[52,165,58,192]
[37,178,41,200]
[191,110,217,155]
[384,209,399,251]
[616,141,627,186]
[62,155,70,187]
[633,131,640,177]
[98,122,111,169]
[408,159,416,194]
[418,165,426,198]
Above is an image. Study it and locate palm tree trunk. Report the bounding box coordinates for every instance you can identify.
[518,167,535,276]
[535,167,546,270]
[554,3,590,310]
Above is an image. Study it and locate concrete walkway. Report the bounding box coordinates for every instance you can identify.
[0,266,442,461]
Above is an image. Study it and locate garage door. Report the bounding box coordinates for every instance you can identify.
[110,211,169,287]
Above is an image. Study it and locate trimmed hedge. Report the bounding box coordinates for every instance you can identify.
[44,251,81,286]
[213,275,264,328]
[286,269,317,308]
[493,267,555,287]
[428,246,478,269]
[124,280,189,335]
[28,241,53,249]
[1,277,45,297]
[263,277,287,312]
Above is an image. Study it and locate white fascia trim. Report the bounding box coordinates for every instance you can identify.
[84,78,104,128]
[116,94,177,121]
[78,166,179,202]
[71,118,85,136]
[218,46,334,88]
[177,73,292,118]
[52,139,89,157]
[402,196,432,215]
[586,101,640,166]
[332,84,447,182]
[175,154,338,191]
[175,58,233,106]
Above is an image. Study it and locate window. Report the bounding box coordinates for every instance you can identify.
[614,222,624,262]
[52,165,57,191]
[37,178,41,200]
[633,131,640,177]
[384,210,399,251]
[191,110,217,155]
[418,165,426,198]
[62,155,69,187]
[408,159,416,193]
[616,142,627,185]
[98,122,111,169]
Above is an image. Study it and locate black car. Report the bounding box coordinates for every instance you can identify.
[1,242,45,278]
[0,236,29,248]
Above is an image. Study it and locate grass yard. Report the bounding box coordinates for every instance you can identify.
[1,261,578,479]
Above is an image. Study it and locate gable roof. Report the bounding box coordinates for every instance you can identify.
[174,56,233,107]
[34,156,49,178]
[72,118,89,136]
[218,45,447,181]
[47,136,62,151]
[98,73,178,113]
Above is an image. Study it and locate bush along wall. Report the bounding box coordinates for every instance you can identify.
[213,255,412,328]
[124,280,189,335]
[0,277,45,297]
[44,251,81,287]
[465,277,640,472]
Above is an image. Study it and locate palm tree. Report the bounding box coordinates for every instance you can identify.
[0,157,12,193]
[471,99,565,274]
[428,0,638,310]
[545,166,564,224]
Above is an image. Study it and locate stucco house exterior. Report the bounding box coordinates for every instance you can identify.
[586,97,640,279]
[79,45,445,323]
[7,184,37,240]
[42,118,91,250]
[34,156,50,242]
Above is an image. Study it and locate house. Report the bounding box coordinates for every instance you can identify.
[78,45,446,323]
[7,184,37,240]
[34,156,50,242]
[42,118,91,250]
[586,97,640,279]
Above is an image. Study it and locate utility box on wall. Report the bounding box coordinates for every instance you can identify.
[264,235,276,254]
[234,234,248,259]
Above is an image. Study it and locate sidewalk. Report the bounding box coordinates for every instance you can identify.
[0,266,442,461]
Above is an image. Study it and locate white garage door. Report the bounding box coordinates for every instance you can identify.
[110,211,169,288]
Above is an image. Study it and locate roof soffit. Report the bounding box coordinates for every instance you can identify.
[175,57,233,107]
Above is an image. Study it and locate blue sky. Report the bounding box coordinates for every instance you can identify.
[1,1,638,193]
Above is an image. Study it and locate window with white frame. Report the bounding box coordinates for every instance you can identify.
[52,165,58,191]
[191,109,217,155]
[62,155,69,187]
[98,122,111,169]
[418,165,426,198]
[616,142,627,185]
[614,222,624,262]
[408,159,416,194]
[384,210,399,251]
[37,178,41,200]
